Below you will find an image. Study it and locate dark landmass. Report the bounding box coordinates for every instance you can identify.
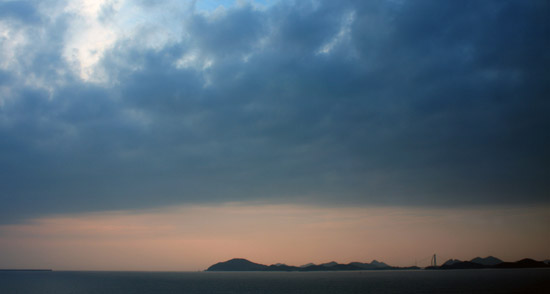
[438,261,486,270]
[207,259,268,271]
[208,256,550,271]
[206,258,419,272]
[429,257,550,270]
[470,256,503,266]
[442,259,461,266]
[0,269,53,272]
[495,259,550,269]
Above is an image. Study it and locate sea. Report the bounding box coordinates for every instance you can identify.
[1,269,549,294]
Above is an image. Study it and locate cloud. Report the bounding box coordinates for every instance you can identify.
[0,0,548,223]
[0,1,42,24]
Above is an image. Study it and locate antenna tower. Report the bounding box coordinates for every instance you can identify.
[430,254,437,267]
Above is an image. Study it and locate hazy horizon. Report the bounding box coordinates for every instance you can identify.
[0,0,548,271]
[1,203,548,271]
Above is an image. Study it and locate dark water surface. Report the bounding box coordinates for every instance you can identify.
[1,269,548,294]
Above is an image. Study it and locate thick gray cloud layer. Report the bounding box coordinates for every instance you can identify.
[0,0,548,222]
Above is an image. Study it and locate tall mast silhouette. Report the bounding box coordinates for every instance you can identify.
[430,254,437,267]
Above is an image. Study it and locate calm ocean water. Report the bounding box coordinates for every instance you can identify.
[1,269,548,294]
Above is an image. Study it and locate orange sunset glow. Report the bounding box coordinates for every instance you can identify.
[1,204,548,271]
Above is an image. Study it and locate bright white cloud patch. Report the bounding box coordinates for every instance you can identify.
[62,0,120,81]
[60,0,196,82]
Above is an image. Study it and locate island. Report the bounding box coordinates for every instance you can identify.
[206,258,418,271]
[0,269,53,272]
[206,256,550,271]
[434,256,550,270]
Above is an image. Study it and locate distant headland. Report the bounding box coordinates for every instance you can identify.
[206,257,550,271]
[206,258,417,271]
[0,269,53,272]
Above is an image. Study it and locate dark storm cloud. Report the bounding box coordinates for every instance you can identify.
[0,0,548,223]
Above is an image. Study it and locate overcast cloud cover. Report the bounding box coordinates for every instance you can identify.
[0,0,548,223]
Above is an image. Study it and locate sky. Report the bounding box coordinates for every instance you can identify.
[0,0,549,270]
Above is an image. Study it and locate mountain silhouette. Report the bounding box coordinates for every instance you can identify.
[442,259,461,266]
[207,258,416,272]
[439,256,503,269]
[433,257,549,270]
[207,256,549,271]
[320,261,338,267]
[439,261,485,270]
[350,260,391,270]
[495,258,550,269]
[207,258,269,271]
[470,256,502,266]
